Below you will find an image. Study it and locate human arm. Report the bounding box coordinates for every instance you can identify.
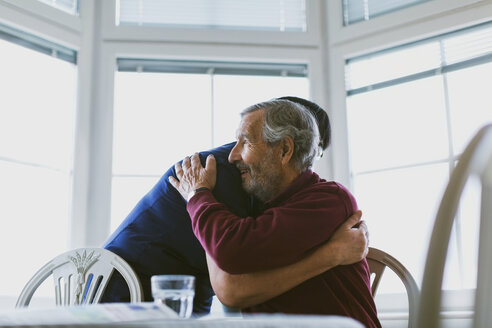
[169,154,352,274]
[188,183,351,273]
[208,211,368,308]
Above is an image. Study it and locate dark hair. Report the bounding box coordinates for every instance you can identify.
[277,96,331,150]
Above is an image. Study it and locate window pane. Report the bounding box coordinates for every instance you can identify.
[118,0,306,32]
[0,162,71,298]
[0,38,76,302]
[213,75,309,146]
[111,70,308,230]
[446,63,492,154]
[0,39,76,171]
[112,72,212,176]
[111,176,161,233]
[347,76,449,173]
[345,20,492,300]
[353,163,449,292]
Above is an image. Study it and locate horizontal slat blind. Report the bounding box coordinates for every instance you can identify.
[36,0,79,15]
[343,0,430,25]
[0,23,77,64]
[346,21,492,95]
[117,58,308,77]
[442,26,492,65]
[117,0,306,32]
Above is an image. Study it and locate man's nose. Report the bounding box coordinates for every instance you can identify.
[228,143,240,163]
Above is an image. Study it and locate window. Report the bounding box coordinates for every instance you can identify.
[36,0,79,15]
[117,0,307,32]
[342,0,431,25]
[111,60,309,230]
[0,25,77,299]
[345,21,492,294]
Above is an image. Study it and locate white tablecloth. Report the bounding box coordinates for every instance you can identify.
[0,303,364,327]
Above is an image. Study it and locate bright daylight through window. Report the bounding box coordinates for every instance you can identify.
[111,66,309,231]
[0,32,77,300]
[345,21,492,294]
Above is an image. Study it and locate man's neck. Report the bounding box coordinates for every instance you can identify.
[265,167,302,202]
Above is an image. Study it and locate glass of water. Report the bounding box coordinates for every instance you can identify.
[151,275,195,318]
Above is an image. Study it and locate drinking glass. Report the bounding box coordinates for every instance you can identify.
[151,275,195,318]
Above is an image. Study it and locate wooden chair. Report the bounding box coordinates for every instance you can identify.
[417,124,492,328]
[367,247,419,328]
[16,248,143,307]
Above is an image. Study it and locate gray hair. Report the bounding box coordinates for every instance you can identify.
[241,99,320,172]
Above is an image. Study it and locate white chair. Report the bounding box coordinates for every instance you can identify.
[16,248,143,307]
[417,124,492,328]
[367,247,419,328]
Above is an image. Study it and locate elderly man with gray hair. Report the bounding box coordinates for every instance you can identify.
[170,99,380,328]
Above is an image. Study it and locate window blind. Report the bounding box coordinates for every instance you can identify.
[36,0,79,15]
[117,58,308,77]
[117,0,306,32]
[0,23,77,64]
[346,20,492,95]
[342,0,430,25]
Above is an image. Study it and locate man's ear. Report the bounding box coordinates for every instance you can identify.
[280,137,294,165]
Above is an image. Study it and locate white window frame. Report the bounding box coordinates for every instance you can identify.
[327,0,492,188]
[328,0,483,46]
[89,41,328,243]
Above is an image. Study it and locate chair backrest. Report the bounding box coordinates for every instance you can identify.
[417,124,492,328]
[16,248,143,307]
[367,247,419,328]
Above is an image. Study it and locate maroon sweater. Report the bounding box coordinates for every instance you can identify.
[187,170,381,328]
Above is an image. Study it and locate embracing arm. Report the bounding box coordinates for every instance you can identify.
[208,211,368,308]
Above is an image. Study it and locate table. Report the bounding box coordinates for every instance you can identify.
[0,303,364,327]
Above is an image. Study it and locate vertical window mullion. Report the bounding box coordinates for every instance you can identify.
[209,68,215,148]
[442,70,466,289]
[439,36,467,288]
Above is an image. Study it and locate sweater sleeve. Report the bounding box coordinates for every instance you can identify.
[187,184,354,274]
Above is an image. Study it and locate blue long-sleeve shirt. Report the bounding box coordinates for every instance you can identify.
[102,142,252,314]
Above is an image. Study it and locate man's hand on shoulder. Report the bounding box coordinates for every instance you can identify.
[328,210,369,266]
[169,153,217,202]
